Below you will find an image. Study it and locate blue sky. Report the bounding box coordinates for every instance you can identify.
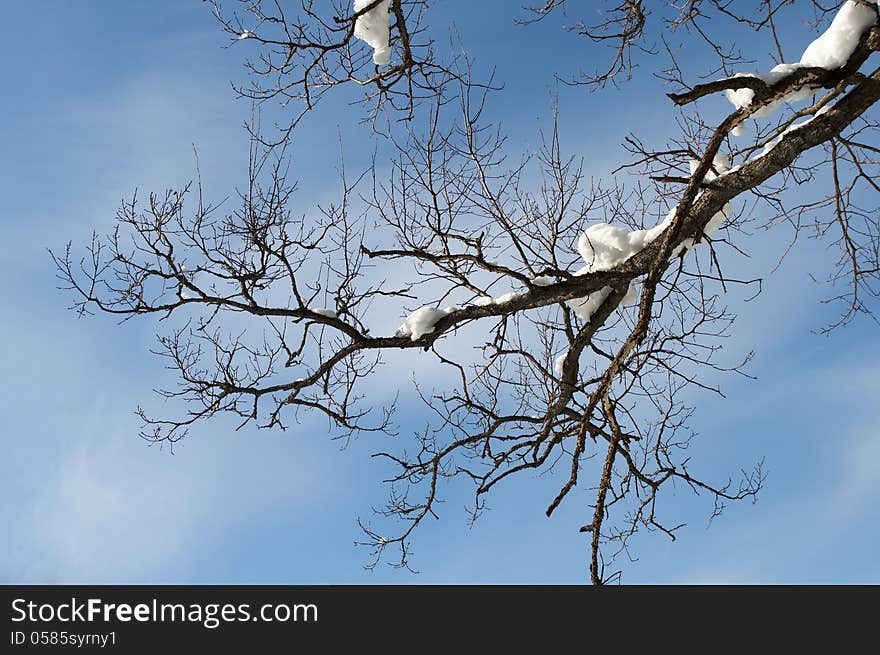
[1,1,878,584]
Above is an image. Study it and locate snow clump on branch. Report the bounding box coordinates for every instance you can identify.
[725,1,878,129]
[566,155,731,320]
[397,306,455,341]
[354,0,391,66]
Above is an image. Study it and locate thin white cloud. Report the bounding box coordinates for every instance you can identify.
[5,390,341,583]
[1,61,340,583]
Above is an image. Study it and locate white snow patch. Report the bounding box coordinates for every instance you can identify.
[566,153,731,319]
[724,65,813,119]
[397,306,455,341]
[310,307,337,318]
[725,1,877,127]
[684,154,731,246]
[554,352,568,377]
[354,0,391,65]
[472,292,524,307]
[238,30,251,40]
[801,1,878,69]
[622,281,639,306]
[758,105,832,157]
[493,291,522,305]
[689,153,731,181]
[532,275,555,286]
[566,283,612,321]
